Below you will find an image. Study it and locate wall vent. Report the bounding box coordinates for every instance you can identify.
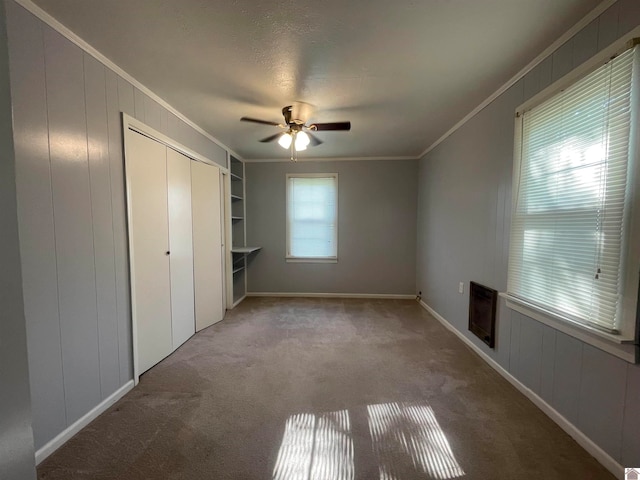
[468,281,497,348]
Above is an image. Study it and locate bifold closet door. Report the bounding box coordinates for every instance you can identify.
[125,131,172,375]
[167,148,195,349]
[191,161,225,331]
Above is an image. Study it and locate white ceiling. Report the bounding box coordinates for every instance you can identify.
[31,0,601,160]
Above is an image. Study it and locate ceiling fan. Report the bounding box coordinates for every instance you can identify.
[240,104,351,160]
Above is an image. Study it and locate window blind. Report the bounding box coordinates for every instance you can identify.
[287,175,337,258]
[507,46,636,333]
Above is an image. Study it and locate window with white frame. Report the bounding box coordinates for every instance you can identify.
[286,174,338,261]
[507,42,640,346]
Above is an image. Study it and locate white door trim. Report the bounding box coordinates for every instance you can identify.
[123,114,229,384]
[123,114,229,174]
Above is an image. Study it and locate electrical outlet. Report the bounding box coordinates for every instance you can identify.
[458,282,464,294]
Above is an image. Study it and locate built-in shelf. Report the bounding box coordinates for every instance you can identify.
[229,155,256,308]
[231,246,262,254]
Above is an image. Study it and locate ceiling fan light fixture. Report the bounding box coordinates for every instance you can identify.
[278,132,292,149]
[241,104,350,159]
[295,131,310,151]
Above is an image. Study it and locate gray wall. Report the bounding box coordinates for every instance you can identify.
[416,0,640,467]
[6,0,228,451]
[0,0,36,477]
[246,160,418,295]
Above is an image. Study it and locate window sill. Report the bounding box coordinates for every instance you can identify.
[286,257,337,264]
[500,293,638,364]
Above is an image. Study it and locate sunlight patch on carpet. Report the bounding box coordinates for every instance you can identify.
[368,402,465,480]
[272,410,354,480]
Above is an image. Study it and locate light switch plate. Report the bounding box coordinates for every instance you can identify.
[459,282,464,294]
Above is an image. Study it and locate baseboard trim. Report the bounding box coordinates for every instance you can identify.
[35,380,135,465]
[247,292,416,300]
[417,299,623,479]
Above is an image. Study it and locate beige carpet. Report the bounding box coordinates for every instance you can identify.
[37,298,613,479]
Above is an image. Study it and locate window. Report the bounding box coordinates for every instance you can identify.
[507,42,640,353]
[286,174,338,262]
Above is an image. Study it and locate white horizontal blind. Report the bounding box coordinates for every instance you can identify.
[508,47,636,333]
[287,175,337,258]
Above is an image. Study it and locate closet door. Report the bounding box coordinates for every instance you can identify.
[125,131,172,375]
[167,148,195,349]
[191,161,225,331]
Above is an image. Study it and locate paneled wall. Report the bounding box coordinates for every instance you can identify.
[0,2,36,477]
[6,0,228,451]
[246,159,418,295]
[416,0,640,467]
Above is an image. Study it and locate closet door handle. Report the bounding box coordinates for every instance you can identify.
[165,251,170,255]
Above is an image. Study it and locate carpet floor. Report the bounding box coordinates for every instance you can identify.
[37,297,614,479]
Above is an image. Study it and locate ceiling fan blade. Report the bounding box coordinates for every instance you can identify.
[309,121,351,131]
[307,132,323,147]
[259,132,284,143]
[241,116,282,127]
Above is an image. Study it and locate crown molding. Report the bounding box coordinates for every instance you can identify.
[13,0,244,162]
[13,0,617,163]
[244,155,419,163]
[418,0,618,159]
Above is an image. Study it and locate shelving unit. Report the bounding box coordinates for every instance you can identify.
[231,247,261,254]
[229,155,260,307]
